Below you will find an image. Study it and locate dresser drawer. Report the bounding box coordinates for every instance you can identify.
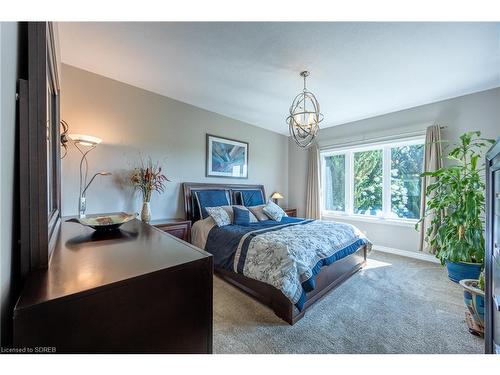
[163,226,189,241]
[155,221,191,242]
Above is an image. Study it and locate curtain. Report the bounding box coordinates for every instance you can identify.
[419,124,443,253]
[305,143,321,220]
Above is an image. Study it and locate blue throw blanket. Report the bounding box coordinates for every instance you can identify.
[205,218,371,311]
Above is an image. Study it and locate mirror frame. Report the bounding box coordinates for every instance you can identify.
[19,22,61,273]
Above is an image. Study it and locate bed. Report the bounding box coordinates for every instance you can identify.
[183,182,370,325]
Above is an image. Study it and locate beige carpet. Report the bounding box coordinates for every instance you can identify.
[213,250,483,354]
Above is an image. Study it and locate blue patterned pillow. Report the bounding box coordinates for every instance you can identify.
[205,206,231,227]
[262,201,286,221]
[232,205,258,223]
[194,190,230,219]
[233,207,250,226]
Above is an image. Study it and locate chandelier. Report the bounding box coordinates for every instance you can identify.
[286,71,323,148]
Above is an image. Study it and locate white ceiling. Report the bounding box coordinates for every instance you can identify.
[58,22,500,135]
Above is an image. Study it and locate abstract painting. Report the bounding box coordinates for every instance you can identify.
[206,134,248,178]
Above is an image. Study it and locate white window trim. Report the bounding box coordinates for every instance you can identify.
[321,212,418,227]
[320,137,425,226]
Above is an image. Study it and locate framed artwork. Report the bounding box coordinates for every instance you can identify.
[206,134,248,179]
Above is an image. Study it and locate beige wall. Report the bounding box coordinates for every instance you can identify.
[288,87,500,252]
[0,22,19,347]
[61,64,289,219]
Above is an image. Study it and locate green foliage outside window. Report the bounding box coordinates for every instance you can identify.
[323,142,425,219]
[353,150,383,214]
[324,154,345,211]
[391,144,424,219]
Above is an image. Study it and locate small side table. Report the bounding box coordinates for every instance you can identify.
[283,208,297,217]
[151,218,192,243]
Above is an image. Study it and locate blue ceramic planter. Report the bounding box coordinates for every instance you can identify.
[446,261,482,283]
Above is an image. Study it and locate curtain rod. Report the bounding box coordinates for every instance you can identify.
[319,124,447,151]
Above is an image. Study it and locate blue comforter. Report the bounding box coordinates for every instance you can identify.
[205,218,370,311]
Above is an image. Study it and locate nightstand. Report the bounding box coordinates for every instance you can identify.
[284,208,297,217]
[151,219,191,242]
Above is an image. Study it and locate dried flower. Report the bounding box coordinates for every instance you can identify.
[130,156,170,202]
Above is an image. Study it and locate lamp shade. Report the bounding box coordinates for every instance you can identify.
[69,134,102,147]
[271,192,284,200]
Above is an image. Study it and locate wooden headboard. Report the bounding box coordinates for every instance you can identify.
[182,182,266,223]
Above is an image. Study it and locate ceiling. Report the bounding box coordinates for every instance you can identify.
[58,22,500,135]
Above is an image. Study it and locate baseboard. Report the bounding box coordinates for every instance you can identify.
[372,245,440,264]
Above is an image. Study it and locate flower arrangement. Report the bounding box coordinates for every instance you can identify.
[130,156,169,202]
[130,156,169,222]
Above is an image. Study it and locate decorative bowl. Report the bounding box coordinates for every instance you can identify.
[67,213,136,232]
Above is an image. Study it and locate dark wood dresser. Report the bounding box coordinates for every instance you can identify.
[284,208,297,217]
[13,218,213,353]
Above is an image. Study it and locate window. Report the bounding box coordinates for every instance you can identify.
[324,154,345,211]
[390,144,424,219]
[353,149,383,215]
[321,138,424,222]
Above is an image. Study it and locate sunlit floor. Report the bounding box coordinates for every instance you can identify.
[213,250,483,354]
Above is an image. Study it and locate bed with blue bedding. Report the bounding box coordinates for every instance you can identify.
[183,182,371,325]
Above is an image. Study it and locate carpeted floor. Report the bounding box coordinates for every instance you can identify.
[213,250,483,354]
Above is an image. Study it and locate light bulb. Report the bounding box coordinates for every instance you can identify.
[308,113,315,126]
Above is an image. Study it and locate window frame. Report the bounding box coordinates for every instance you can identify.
[320,136,425,225]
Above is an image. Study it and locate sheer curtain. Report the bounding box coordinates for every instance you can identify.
[305,143,321,219]
[419,124,443,253]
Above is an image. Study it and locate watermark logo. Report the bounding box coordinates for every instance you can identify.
[1,346,56,354]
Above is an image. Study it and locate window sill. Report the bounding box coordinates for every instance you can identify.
[321,212,418,228]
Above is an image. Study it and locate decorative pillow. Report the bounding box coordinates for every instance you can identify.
[205,206,231,227]
[262,201,286,221]
[194,190,230,219]
[239,189,265,206]
[233,207,250,226]
[209,205,257,223]
[232,205,258,223]
[248,204,270,221]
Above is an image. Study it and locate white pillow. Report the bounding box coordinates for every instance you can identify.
[205,206,231,227]
[262,201,287,221]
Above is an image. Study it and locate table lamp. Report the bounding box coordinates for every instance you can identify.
[271,192,284,205]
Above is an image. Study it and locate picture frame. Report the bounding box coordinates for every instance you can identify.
[206,134,248,179]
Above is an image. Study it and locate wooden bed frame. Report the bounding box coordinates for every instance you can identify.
[183,182,367,325]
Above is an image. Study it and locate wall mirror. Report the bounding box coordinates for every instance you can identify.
[19,22,61,275]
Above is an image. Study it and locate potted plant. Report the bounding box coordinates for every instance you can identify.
[130,156,169,223]
[417,131,494,282]
[459,272,485,336]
